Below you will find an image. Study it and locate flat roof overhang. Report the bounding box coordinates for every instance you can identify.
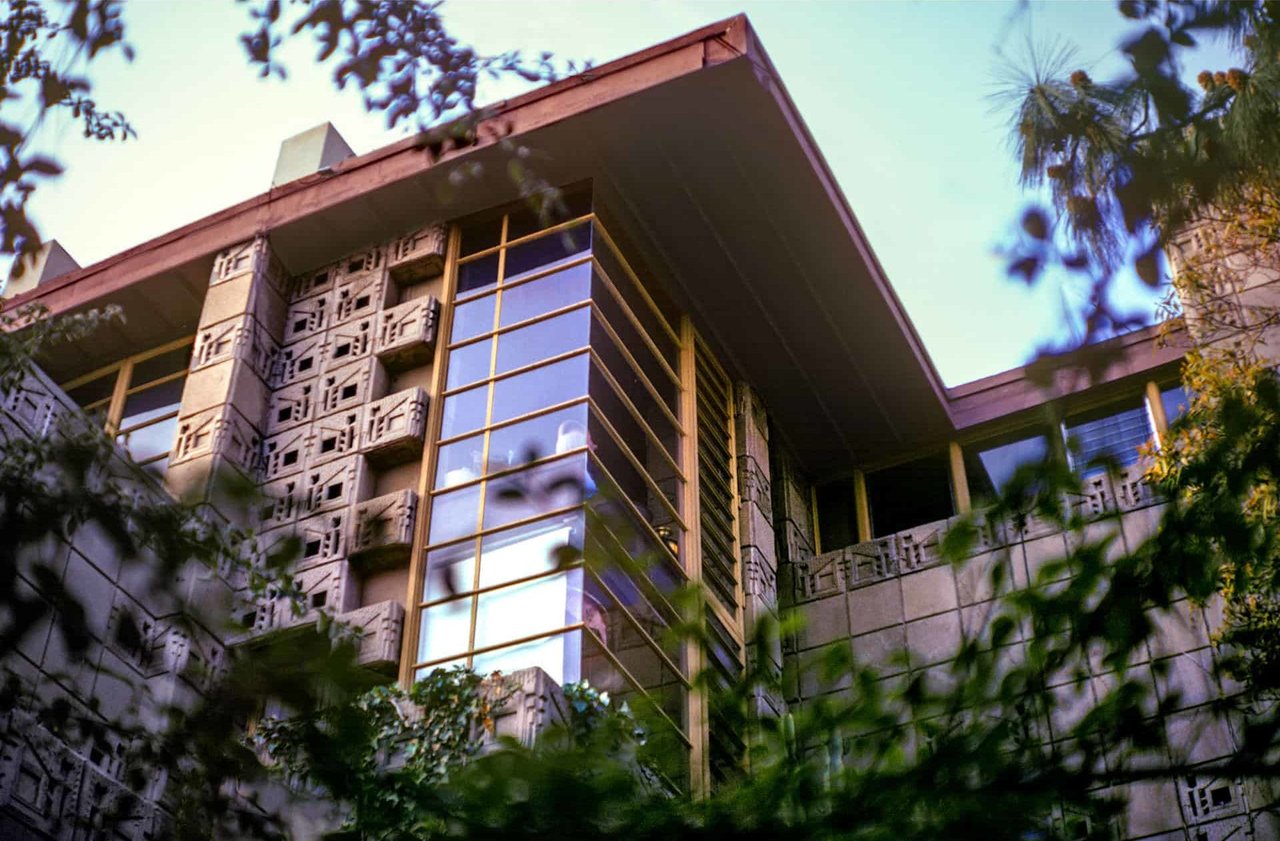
[14,14,1149,479]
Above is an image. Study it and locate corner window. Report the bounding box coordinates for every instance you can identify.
[964,434,1049,504]
[866,453,953,538]
[1063,401,1152,475]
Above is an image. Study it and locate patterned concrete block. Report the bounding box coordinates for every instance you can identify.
[254,559,356,632]
[310,408,363,466]
[283,291,331,344]
[388,223,447,284]
[326,315,375,368]
[170,403,260,473]
[337,599,405,671]
[303,455,371,515]
[288,263,337,303]
[192,314,277,383]
[274,334,325,388]
[259,476,305,529]
[319,357,388,418]
[362,387,428,468]
[259,426,310,481]
[265,378,319,434]
[375,296,439,370]
[334,263,392,324]
[350,489,417,564]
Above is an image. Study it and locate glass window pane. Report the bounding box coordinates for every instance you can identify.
[478,511,584,590]
[965,435,1049,503]
[424,541,477,601]
[65,372,118,410]
[489,353,589,426]
[591,275,678,402]
[458,252,499,297]
[815,478,859,550]
[588,412,678,530]
[117,414,180,463]
[446,338,493,390]
[436,433,485,490]
[483,454,587,532]
[120,378,185,430]
[418,597,473,664]
[1065,404,1152,474]
[472,629,581,685]
[474,569,582,650]
[440,384,490,440]
[589,353,680,466]
[498,262,592,328]
[451,293,497,343]
[1161,385,1189,425]
[587,459,685,570]
[592,241,679,366]
[585,565,683,673]
[459,214,503,256]
[494,307,590,376]
[591,310,680,422]
[488,403,588,468]
[131,344,192,386]
[429,484,484,545]
[866,453,954,538]
[503,223,590,283]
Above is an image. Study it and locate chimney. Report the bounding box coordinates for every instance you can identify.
[2,240,80,300]
[271,122,355,187]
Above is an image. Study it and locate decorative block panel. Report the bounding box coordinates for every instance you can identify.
[309,407,363,466]
[253,559,356,632]
[265,378,318,434]
[259,426,310,480]
[326,315,375,368]
[334,268,393,324]
[303,455,371,515]
[170,403,260,472]
[375,296,439,369]
[349,489,417,563]
[283,292,331,343]
[192,314,277,383]
[210,238,266,285]
[362,386,427,465]
[319,357,387,418]
[259,476,305,529]
[337,599,405,671]
[274,334,325,387]
[294,511,350,568]
[336,246,386,283]
[289,263,336,302]
[2,370,72,438]
[388,223,447,284]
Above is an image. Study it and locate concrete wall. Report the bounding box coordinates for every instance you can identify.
[786,464,1280,840]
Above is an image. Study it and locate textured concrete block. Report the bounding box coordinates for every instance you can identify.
[210,238,265,285]
[3,369,69,438]
[254,559,356,632]
[274,334,325,388]
[170,403,260,473]
[327,315,375,368]
[1147,600,1212,660]
[179,352,268,418]
[259,476,305,529]
[283,291,331,344]
[850,626,908,677]
[334,263,392,324]
[388,224,447,284]
[259,426,310,481]
[794,549,847,602]
[375,296,439,369]
[288,263,337,302]
[954,551,1009,606]
[361,386,427,467]
[847,579,903,636]
[1155,649,1220,710]
[310,407,363,466]
[264,378,316,436]
[350,489,417,564]
[303,455,371,514]
[198,268,288,338]
[192,314,277,383]
[795,593,850,651]
[337,599,405,671]
[900,564,958,620]
[320,358,388,418]
[904,611,961,667]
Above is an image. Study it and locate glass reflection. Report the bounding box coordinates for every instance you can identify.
[451,293,497,343]
[483,454,586,531]
[419,596,473,663]
[457,252,499,296]
[119,378,184,429]
[503,223,590,282]
[436,432,485,489]
[446,339,493,391]
[474,569,582,649]
[494,307,590,376]
[428,483,483,544]
[472,630,581,685]
[478,510,583,590]
[490,353,590,426]
[117,415,180,463]
[424,541,477,601]
[440,385,489,440]
[498,262,592,328]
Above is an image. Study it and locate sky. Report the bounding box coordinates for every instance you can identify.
[13,1,1242,386]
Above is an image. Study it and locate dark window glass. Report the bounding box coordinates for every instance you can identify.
[65,372,117,409]
[591,272,679,400]
[450,293,496,343]
[494,307,590,376]
[131,345,192,386]
[866,453,953,538]
[489,353,590,426]
[446,339,493,391]
[119,378,185,430]
[815,478,859,550]
[964,434,1049,504]
[506,189,592,241]
[1161,385,1189,426]
[498,262,591,327]
[457,252,499,297]
[503,224,590,283]
[459,214,503,256]
[589,343,680,466]
[593,236,679,362]
[440,384,490,441]
[1064,403,1152,474]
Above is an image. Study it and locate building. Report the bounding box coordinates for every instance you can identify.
[0,14,1272,840]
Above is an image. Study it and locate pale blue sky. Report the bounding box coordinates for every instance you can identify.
[18,1,1239,385]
